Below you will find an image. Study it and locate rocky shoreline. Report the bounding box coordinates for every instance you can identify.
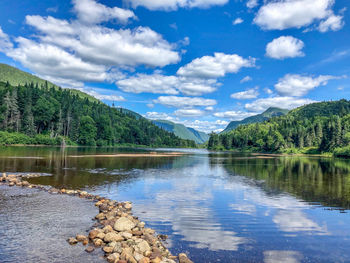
[0,173,193,263]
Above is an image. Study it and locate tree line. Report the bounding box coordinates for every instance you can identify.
[208,100,350,155]
[0,81,196,147]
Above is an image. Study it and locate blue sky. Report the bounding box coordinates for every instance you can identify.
[0,0,349,133]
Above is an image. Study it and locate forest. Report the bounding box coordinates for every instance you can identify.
[0,81,196,147]
[208,100,350,156]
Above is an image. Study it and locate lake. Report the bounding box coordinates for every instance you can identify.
[0,146,350,263]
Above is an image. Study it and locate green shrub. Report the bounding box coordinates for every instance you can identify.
[334,146,350,158]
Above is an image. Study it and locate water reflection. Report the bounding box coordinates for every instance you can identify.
[1,147,350,262]
[263,250,303,263]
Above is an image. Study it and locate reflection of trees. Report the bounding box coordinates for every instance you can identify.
[222,156,350,209]
[0,146,193,189]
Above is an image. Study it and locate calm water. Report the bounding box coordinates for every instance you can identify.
[1,147,350,263]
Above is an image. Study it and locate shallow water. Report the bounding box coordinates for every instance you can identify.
[1,146,350,263]
[0,185,104,263]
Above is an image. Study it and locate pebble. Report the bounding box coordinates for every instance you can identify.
[85,246,95,253]
[0,172,193,263]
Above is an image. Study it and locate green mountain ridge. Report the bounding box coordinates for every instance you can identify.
[0,63,99,103]
[209,100,350,154]
[152,119,209,144]
[221,107,289,133]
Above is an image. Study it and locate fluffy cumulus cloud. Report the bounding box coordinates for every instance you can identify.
[181,119,229,133]
[144,112,175,121]
[318,13,345,32]
[0,27,13,52]
[177,53,255,79]
[231,87,259,99]
[275,74,338,96]
[174,108,205,117]
[153,96,217,108]
[254,0,340,31]
[0,0,180,88]
[117,52,254,96]
[214,110,256,120]
[77,87,126,101]
[117,74,179,94]
[6,37,109,87]
[124,0,228,11]
[117,73,218,96]
[73,0,136,24]
[144,112,228,132]
[245,96,316,112]
[266,36,304,60]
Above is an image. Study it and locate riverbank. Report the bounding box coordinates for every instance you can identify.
[0,173,193,263]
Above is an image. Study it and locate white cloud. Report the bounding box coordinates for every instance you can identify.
[26,16,76,35]
[7,37,108,87]
[214,111,256,120]
[0,27,13,52]
[178,81,218,96]
[76,87,126,101]
[174,108,205,117]
[231,87,259,99]
[116,73,218,96]
[205,106,214,111]
[179,119,229,133]
[318,13,344,32]
[124,0,228,11]
[233,18,244,25]
[46,6,58,13]
[25,16,180,68]
[240,76,252,83]
[116,51,253,96]
[247,0,259,9]
[275,74,337,97]
[73,0,136,24]
[245,96,316,112]
[67,26,180,68]
[177,52,255,79]
[264,88,273,94]
[1,1,181,89]
[266,36,304,60]
[117,74,179,94]
[154,96,217,108]
[144,112,175,121]
[254,0,334,30]
[144,113,228,133]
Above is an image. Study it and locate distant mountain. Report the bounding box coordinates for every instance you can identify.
[152,120,209,144]
[0,63,99,103]
[221,107,289,133]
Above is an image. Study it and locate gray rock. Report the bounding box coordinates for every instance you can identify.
[114,217,136,232]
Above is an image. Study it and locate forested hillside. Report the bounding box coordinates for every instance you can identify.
[221,107,289,133]
[208,100,350,154]
[152,120,209,144]
[0,63,99,103]
[0,81,196,147]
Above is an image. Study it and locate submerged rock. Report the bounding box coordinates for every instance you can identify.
[67,237,78,245]
[85,246,95,253]
[178,253,193,263]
